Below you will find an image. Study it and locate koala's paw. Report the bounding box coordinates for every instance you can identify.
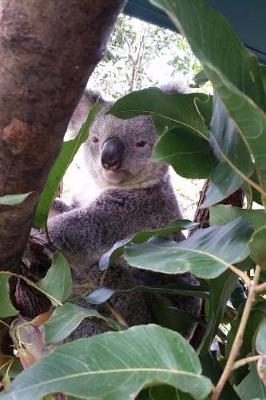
[53,198,72,212]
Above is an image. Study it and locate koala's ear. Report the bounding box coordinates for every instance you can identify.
[69,90,106,133]
[159,81,189,94]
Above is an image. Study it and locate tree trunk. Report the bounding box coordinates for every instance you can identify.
[0,0,126,272]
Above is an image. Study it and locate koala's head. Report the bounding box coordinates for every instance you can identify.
[70,90,169,189]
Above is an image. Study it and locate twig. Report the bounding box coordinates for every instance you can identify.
[228,265,251,286]
[211,265,261,400]
[232,355,264,370]
[106,301,128,328]
[255,282,266,293]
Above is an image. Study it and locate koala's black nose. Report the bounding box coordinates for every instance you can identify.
[101,137,125,170]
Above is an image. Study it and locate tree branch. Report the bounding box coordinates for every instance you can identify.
[0,0,125,272]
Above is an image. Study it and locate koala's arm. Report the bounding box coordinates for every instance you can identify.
[47,187,178,266]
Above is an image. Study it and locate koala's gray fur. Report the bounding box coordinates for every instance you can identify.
[48,86,201,340]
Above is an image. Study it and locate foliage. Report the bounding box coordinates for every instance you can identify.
[88,14,203,98]
[1,0,266,399]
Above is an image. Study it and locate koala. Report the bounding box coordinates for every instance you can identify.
[47,86,201,340]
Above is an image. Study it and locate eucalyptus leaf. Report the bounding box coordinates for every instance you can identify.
[210,205,266,230]
[44,302,120,344]
[235,363,266,400]
[86,288,115,305]
[226,302,266,385]
[37,252,72,305]
[0,275,18,318]
[34,103,100,228]
[152,126,216,179]
[249,226,266,270]
[203,95,253,207]
[150,0,264,107]
[125,218,252,279]
[151,0,265,202]
[100,219,197,270]
[198,270,237,355]
[0,192,32,206]
[109,88,211,138]
[256,318,266,356]
[0,325,212,400]
[86,283,209,306]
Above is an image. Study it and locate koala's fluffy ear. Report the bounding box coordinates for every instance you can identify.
[159,81,189,94]
[69,90,106,133]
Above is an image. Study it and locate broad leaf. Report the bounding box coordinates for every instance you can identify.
[206,65,266,200]
[249,226,266,270]
[151,0,266,201]
[200,353,240,399]
[210,205,266,230]
[0,193,32,206]
[86,283,209,306]
[125,218,252,279]
[86,288,115,305]
[44,302,120,344]
[0,275,18,318]
[203,96,253,206]
[152,126,216,178]
[226,301,266,385]
[235,363,266,400]
[150,0,264,107]
[37,252,72,305]
[0,325,212,400]
[109,88,211,138]
[34,103,100,228]
[198,270,238,355]
[100,219,197,270]
[256,319,266,366]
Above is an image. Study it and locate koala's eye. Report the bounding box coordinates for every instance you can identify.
[135,140,146,148]
[92,136,99,143]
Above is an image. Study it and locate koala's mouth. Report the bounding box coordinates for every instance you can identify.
[101,169,128,184]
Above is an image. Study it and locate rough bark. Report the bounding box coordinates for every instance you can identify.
[0,0,126,271]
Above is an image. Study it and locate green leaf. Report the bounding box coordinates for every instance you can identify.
[152,126,217,179]
[37,252,72,305]
[148,385,187,400]
[44,302,120,344]
[86,288,115,305]
[86,283,210,306]
[198,270,238,355]
[0,325,212,400]
[150,296,201,338]
[256,318,266,356]
[150,0,266,201]
[125,218,252,279]
[150,0,264,107]
[0,193,32,206]
[192,69,209,88]
[210,205,266,230]
[0,275,18,318]
[249,226,266,270]
[109,88,211,138]
[203,96,253,206]
[205,65,266,199]
[226,302,266,385]
[235,363,266,400]
[34,103,100,228]
[200,353,240,399]
[99,219,197,270]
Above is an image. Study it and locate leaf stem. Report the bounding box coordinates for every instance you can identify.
[228,264,251,286]
[211,265,261,400]
[232,355,264,370]
[106,301,128,328]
